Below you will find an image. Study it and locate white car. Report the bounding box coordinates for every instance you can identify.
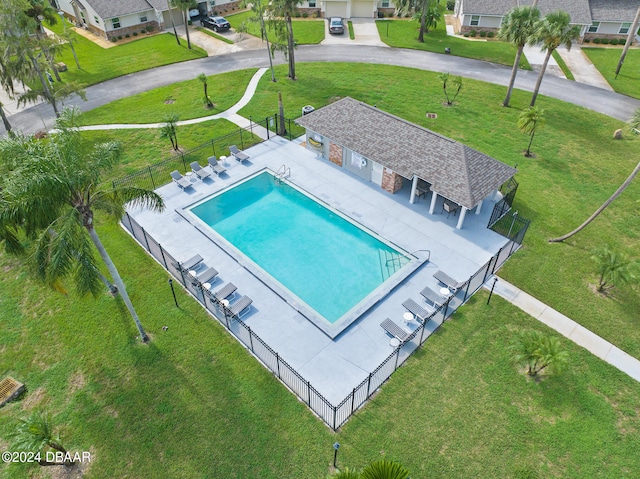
[189,8,201,18]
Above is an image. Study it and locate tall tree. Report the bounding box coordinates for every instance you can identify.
[529,11,580,107]
[0,107,165,342]
[498,6,540,107]
[160,113,180,151]
[170,0,196,49]
[395,0,440,42]
[238,0,276,82]
[267,0,302,80]
[549,159,640,242]
[517,106,544,157]
[197,73,213,107]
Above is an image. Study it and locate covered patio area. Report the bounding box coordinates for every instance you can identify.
[296,97,518,229]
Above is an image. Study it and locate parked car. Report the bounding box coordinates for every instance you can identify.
[329,17,344,34]
[201,16,231,32]
[189,9,201,18]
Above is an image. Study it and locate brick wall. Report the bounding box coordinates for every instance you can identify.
[381,168,403,194]
[329,143,343,166]
[106,21,159,40]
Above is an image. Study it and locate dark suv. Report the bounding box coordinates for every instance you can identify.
[201,16,231,32]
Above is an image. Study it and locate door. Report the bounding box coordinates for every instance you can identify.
[324,1,348,18]
[351,1,373,17]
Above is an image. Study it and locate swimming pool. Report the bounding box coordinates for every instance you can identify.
[188,170,418,336]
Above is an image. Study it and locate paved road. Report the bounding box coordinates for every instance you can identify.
[4,44,638,135]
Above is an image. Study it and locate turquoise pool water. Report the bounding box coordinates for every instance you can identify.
[190,172,409,323]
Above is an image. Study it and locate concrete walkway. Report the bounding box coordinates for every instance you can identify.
[523,44,564,78]
[490,278,640,383]
[76,67,270,139]
[556,44,614,91]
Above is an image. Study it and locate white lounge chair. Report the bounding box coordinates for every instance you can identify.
[402,298,434,323]
[227,295,252,319]
[170,170,191,190]
[207,156,227,176]
[190,161,212,181]
[229,145,249,162]
[380,318,409,342]
[433,270,465,292]
[420,286,443,307]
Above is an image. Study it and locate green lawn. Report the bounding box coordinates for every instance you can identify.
[552,50,575,81]
[582,47,640,99]
[79,69,258,125]
[1,231,638,478]
[81,118,260,178]
[226,11,325,44]
[47,20,207,87]
[376,19,531,69]
[239,62,640,358]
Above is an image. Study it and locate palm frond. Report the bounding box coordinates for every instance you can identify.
[73,231,102,297]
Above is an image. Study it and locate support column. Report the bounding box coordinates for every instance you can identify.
[429,190,438,214]
[456,207,468,230]
[475,200,483,215]
[409,176,418,204]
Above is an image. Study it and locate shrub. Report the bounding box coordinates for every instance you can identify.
[463,32,469,37]
[117,35,123,40]
[487,31,494,38]
[133,31,138,36]
[125,33,130,38]
[388,12,393,17]
[111,37,117,42]
[592,38,600,44]
[479,31,487,37]
[469,29,477,37]
[446,0,455,10]
[583,38,590,43]
[619,38,627,45]
[294,11,301,17]
[302,12,308,18]
[600,38,609,44]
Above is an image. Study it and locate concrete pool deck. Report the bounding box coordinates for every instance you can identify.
[127,137,511,403]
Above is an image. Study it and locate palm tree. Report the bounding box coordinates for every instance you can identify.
[10,412,73,466]
[267,0,302,80]
[498,6,540,107]
[239,0,276,82]
[0,107,165,343]
[329,461,410,479]
[511,331,568,377]
[394,0,440,42]
[160,113,180,151]
[629,107,640,134]
[549,159,640,242]
[197,73,213,108]
[591,246,637,292]
[529,11,581,107]
[170,0,197,49]
[517,106,545,157]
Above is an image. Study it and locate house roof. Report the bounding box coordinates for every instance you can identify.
[295,98,517,210]
[146,0,170,11]
[461,0,593,25]
[83,0,155,19]
[589,0,639,22]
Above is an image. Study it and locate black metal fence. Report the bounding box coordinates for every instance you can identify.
[487,177,519,228]
[121,212,523,431]
[111,115,302,192]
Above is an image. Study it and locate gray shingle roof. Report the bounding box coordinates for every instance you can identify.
[589,0,639,22]
[146,0,170,11]
[295,98,517,210]
[461,0,593,25]
[83,0,155,19]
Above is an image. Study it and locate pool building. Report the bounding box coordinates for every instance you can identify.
[125,100,520,424]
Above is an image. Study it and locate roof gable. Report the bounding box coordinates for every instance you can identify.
[461,0,593,25]
[84,0,155,19]
[295,98,517,210]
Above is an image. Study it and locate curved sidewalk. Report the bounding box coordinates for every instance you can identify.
[490,278,640,383]
[5,45,639,135]
[76,67,270,139]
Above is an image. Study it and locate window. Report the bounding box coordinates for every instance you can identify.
[93,15,99,23]
[470,15,480,26]
[308,0,316,6]
[112,17,120,28]
[140,14,148,23]
[619,22,631,34]
[588,22,599,33]
[381,0,389,6]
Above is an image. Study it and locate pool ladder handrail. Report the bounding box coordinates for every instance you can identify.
[275,164,290,183]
